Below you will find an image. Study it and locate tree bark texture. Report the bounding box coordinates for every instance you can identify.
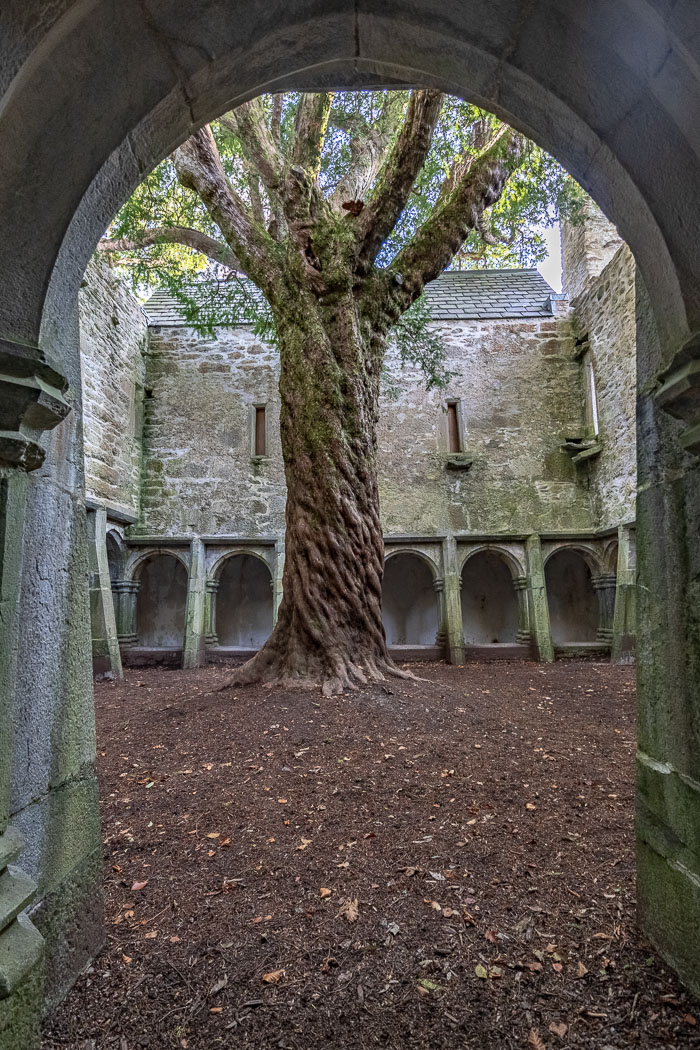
[228,289,409,695]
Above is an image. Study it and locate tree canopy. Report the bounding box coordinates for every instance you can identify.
[101,90,582,376]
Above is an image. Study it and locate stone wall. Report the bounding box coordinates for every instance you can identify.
[568,245,637,530]
[79,260,147,519]
[138,313,592,538]
[561,200,624,301]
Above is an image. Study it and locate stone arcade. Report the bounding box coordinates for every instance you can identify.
[83,207,636,674]
[1,4,700,1045]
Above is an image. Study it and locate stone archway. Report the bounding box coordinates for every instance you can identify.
[214,553,274,651]
[2,3,700,1036]
[382,552,441,655]
[460,549,520,647]
[544,548,600,647]
[134,553,188,651]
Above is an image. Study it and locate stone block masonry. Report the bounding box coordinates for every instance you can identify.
[79,260,148,521]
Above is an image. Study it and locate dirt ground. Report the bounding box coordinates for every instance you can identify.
[43,660,699,1050]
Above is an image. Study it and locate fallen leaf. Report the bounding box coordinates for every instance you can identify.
[262,969,285,984]
[206,832,220,839]
[475,964,488,979]
[684,1015,697,1026]
[131,880,148,892]
[485,929,498,943]
[209,1006,222,1014]
[297,838,312,851]
[144,930,158,939]
[320,887,332,898]
[338,897,359,922]
[549,1022,567,1038]
[121,954,132,964]
[575,961,588,978]
[526,803,537,811]
[528,1030,546,1050]
[527,960,543,973]
[169,935,181,944]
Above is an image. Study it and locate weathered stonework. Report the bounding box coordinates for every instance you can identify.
[569,244,637,530]
[139,313,589,539]
[78,260,147,520]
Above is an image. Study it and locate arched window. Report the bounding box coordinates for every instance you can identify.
[135,554,187,648]
[382,553,439,647]
[216,554,273,649]
[461,551,518,645]
[545,549,598,645]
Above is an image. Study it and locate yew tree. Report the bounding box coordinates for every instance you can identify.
[101,90,577,694]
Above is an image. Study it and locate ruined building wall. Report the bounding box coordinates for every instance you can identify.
[137,313,591,538]
[562,208,637,531]
[78,260,147,519]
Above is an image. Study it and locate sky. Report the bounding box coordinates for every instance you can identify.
[536,223,563,293]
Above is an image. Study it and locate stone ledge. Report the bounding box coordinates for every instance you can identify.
[0,915,44,1000]
[0,869,38,936]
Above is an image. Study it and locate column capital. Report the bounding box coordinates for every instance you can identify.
[513,575,528,591]
[113,578,140,594]
[433,576,445,593]
[592,572,617,590]
[206,578,220,593]
[0,338,71,471]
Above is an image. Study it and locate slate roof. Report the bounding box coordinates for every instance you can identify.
[143,268,560,327]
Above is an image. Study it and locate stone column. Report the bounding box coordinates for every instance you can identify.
[183,537,207,669]
[87,507,123,678]
[635,272,700,996]
[272,538,285,624]
[592,572,617,645]
[525,535,554,662]
[441,536,465,664]
[0,342,72,1047]
[433,575,447,654]
[205,578,219,647]
[513,575,531,645]
[113,579,139,645]
[611,526,636,663]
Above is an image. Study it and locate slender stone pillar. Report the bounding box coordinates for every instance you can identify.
[433,575,447,654]
[183,538,207,669]
[441,536,465,664]
[611,527,636,663]
[273,538,285,624]
[513,575,531,645]
[87,507,123,677]
[113,578,139,645]
[592,572,617,645]
[525,535,554,662]
[205,578,219,647]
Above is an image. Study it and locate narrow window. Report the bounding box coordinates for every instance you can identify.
[254,405,267,457]
[582,352,599,437]
[446,401,462,453]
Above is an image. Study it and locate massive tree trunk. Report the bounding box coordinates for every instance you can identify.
[228,287,407,695]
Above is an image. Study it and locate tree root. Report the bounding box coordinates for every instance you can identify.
[216,648,422,697]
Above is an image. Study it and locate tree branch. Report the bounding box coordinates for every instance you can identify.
[329,93,406,209]
[218,99,285,199]
[290,92,334,175]
[172,126,283,297]
[98,226,241,269]
[356,90,444,267]
[384,128,526,311]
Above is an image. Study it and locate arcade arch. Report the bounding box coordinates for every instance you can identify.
[460,549,520,646]
[213,553,274,651]
[134,553,188,650]
[382,551,441,651]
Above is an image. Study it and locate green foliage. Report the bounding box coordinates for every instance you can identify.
[391,295,456,393]
[103,89,588,385]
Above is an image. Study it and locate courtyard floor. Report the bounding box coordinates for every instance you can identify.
[43,661,699,1050]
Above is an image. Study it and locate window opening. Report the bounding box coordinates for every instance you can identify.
[254,405,267,457]
[447,401,461,453]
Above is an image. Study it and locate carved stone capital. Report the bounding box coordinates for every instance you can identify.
[0,339,71,471]
[655,337,700,455]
